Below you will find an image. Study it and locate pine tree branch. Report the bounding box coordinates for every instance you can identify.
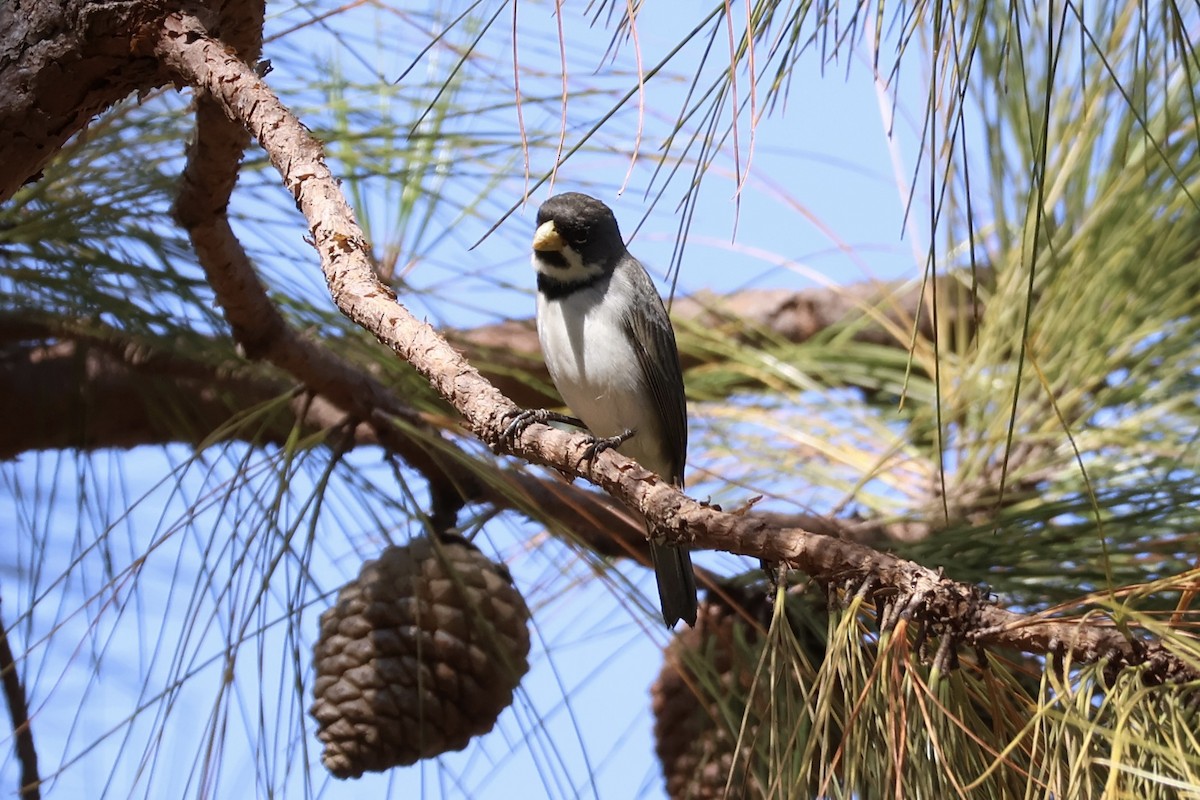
[0,1,163,202]
[148,10,1200,683]
[167,8,481,517]
[0,337,319,454]
[0,261,978,461]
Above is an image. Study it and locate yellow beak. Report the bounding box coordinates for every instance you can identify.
[532,220,565,252]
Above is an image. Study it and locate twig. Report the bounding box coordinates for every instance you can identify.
[0,598,39,800]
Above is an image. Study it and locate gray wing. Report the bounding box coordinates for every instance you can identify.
[621,255,688,486]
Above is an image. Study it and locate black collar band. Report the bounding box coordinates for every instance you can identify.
[537,270,606,300]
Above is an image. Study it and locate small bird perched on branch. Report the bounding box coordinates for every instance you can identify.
[513,191,698,628]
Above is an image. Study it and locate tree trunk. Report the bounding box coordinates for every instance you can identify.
[0,0,267,202]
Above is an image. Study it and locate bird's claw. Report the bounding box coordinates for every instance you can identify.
[502,408,542,443]
[501,408,587,444]
[580,428,636,463]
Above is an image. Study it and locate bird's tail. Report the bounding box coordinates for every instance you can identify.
[649,540,698,628]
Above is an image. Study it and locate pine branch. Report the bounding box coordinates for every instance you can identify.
[167,7,481,518]
[0,337,352,455]
[148,9,1200,683]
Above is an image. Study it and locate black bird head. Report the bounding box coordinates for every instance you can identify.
[531,193,627,292]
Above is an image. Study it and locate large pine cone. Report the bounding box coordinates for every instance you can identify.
[652,592,769,800]
[653,587,828,799]
[311,535,531,778]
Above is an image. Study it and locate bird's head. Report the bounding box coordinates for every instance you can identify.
[531,192,626,286]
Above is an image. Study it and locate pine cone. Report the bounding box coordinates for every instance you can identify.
[653,587,829,799]
[311,536,531,778]
[651,589,772,800]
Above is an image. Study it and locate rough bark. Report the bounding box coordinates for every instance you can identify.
[0,0,273,203]
[165,8,481,516]
[0,0,160,201]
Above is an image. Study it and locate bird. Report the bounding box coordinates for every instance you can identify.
[517,191,698,628]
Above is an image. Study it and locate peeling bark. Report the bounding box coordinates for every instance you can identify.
[1,0,163,201]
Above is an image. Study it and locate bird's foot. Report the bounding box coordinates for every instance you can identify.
[580,428,636,464]
[501,408,585,444]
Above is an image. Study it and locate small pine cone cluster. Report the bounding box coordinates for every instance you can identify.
[311,535,531,779]
[651,590,771,800]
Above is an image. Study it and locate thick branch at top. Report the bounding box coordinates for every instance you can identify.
[0,0,270,203]
[0,0,159,201]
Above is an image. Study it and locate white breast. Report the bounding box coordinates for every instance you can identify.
[536,278,671,476]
